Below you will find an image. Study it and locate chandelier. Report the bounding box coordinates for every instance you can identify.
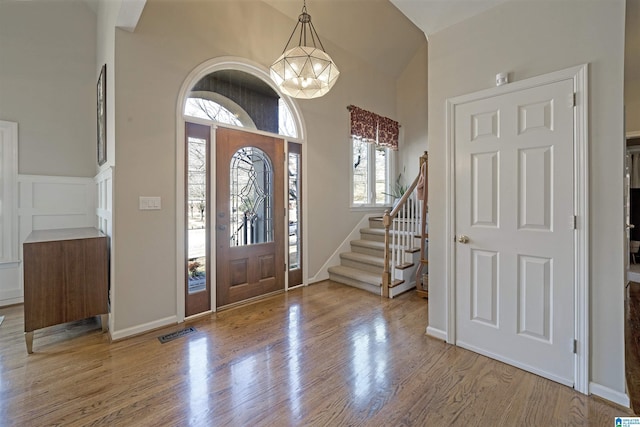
[270,0,340,99]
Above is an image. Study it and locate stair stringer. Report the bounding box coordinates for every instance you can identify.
[390,250,420,298]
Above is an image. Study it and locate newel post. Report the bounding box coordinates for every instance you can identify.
[382,209,392,298]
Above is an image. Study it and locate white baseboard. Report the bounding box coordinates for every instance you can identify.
[0,262,21,307]
[110,315,178,341]
[426,326,447,341]
[590,382,630,408]
[307,276,328,285]
[389,280,415,298]
[309,270,330,284]
[0,296,23,307]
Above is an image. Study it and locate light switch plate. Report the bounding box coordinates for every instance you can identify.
[139,196,161,210]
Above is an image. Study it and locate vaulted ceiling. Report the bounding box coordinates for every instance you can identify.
[77,0,508,79]
[80,0,638,89]
[261,0,427,79]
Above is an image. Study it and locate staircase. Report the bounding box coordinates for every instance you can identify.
[329,151,430,299]
[328,216,420,297]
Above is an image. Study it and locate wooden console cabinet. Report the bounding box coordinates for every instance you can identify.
[23,227,109,353]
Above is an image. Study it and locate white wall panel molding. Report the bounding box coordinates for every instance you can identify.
[5,175,98,307]
[95,166,113,236]
[18,175,97,240]
[0,121,19,306]
[0,121,18,264]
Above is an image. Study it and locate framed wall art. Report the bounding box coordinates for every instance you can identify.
[97,64,107,166]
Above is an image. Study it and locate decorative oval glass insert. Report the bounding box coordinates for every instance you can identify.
[230,147,274,246]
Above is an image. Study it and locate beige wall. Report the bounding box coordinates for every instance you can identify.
[428,0,626,395]
[627,0,640,134]
[96,0,120,174]
[397,42,429,182]
[0,0,97,177]
[110,0,424,331]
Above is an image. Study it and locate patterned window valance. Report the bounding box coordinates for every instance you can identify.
[348,105,399,150]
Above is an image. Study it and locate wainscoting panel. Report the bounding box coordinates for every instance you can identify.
[95,167,113,238]
[18,175,97,242]
[0,175,97,307]
[94,167,113,332]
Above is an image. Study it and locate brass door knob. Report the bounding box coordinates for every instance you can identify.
[457,235,470,244]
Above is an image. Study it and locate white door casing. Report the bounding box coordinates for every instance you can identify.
[446,64,589,393]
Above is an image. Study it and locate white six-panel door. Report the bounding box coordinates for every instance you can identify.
[455,78,575,386]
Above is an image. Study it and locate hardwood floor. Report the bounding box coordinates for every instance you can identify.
[0,281,631,426]
[627,281,640,414]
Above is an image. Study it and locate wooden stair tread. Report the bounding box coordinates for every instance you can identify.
[395,262,414,270]
[389,279,405,288]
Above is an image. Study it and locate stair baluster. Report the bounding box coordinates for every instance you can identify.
[382,171,421,298]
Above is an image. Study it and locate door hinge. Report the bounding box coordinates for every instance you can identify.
[572,92,577,107]
[571,215,577,230]
[573,339,577,354]
[284,263,287,271]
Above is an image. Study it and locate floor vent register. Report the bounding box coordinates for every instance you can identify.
[158,326,197,344]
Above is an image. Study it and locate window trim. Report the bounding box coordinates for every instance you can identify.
[186,91,256,129]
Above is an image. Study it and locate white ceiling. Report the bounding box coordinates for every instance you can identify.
[389,0,510,37]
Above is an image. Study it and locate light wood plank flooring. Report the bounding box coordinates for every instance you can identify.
[0,281,631,426]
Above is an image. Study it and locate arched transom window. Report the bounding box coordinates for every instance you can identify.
[183,70,297,138]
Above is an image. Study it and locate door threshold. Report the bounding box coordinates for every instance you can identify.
[185,310,213,322]
[216,289,285,312]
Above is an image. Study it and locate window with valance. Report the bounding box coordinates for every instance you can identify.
[348,105,399,150]
[348,105,399,207]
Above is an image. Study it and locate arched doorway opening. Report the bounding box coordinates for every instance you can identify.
[176,58,306,320]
